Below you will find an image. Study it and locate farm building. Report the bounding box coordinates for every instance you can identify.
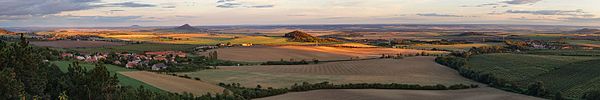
[151,63,168,70]
[145,51,187,57]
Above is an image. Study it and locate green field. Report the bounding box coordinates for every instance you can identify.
[71,43,197,53]
[566,40,600,45]
[522,34,566,40]
[409,43,504,51]
[51,61,164,92]
[526,49,600,56]
[465,53,600,97]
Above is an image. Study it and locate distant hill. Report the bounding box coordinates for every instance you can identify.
[570,28,600,34]
[452,32,486,36]
[130,25,142,28]
[0,28,15,34]
[284,31,340,42]
[153,24,206,33]
[175,24,197,30]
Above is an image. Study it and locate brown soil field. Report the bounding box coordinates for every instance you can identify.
[205,46,354,62]
[277,46,447,58]
[120,71,224,95]
[30,40,126,48]
[580,43,600,48]
[256,88,542,100]
[208,46,446,62]
[181,57,476,88]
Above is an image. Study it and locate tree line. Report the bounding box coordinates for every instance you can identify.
[218,82,478,99]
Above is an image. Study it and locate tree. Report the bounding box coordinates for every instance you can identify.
[554,92,565,100]
[0,69,25,99]
[526,81,547,97]
[582,91,600,100]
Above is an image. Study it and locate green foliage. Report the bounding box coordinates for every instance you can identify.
[437,52,600,99]
[219,82,478,99]
[582,91,600,100]
[0,37,247,100]
[526,81,548,97]
[262,60,310,65]
[0,69,25,99]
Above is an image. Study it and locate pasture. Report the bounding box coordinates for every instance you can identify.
[30,40,125,48]
[177,57,476,88]
[526,49,600,56]
[257,88,542,100]
[567,40,600,48]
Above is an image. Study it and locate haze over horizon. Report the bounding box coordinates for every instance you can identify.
[1,0,600,27]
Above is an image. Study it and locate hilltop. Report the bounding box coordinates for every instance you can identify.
[175,24,198,30]
[0,28,15,34]
[153,24,205,33]
[570,28,600,34]
[284,31,340,42]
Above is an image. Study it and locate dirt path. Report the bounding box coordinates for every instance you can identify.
[120,71,224,95]
[256,87,542,100]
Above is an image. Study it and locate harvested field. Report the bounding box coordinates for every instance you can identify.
[30,40,125,48]
[179,57,475,88]
[327,43,378,48]
[206,46,354,62]
[120,71,225,95]
[580,43,600,48]
[257,88,542,100]
[277,46,447,58]
[209,46,446,62]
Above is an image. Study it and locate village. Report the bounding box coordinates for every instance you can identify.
[61,51,188,71]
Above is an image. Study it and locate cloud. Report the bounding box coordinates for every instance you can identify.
[505,9,595,17]
[0,0,157,18]
[561,17,600,22]
[416,13,470,17]
[0,0,99,16]
[97,2,157,8]
[216,0,274,8]
[163,6,176,8]
[501,0,543,5]
[0,15,154,27]
[467,0,543,8]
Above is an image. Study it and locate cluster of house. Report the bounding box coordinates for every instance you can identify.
[526,40,597,50]
[216,42,253,47]
[61,51,188,70]
[193,43,254,53]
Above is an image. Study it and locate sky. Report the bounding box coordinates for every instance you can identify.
[1,0,600,27]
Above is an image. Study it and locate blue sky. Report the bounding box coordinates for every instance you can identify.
[1,0,600,27]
